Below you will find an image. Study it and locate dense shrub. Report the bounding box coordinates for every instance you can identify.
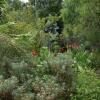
[73,49,91,70]
[0,46,75,100]
[0,34,25,60]
[89,52,100,69]
[32,52,75,99]
[72,69,100,100]
[0,22,34,36]
[0,76,18,100]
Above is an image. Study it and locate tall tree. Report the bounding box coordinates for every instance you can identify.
[61,0,80,36]
[29,0,63,18]
[0,0,8,24]
[78,0,100,44]
[11,0,22,10]
[61,0,100,46]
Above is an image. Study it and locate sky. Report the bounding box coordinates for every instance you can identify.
[21,0,29,3]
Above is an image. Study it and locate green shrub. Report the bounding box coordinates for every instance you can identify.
[0,22,33,36]
[0,45,75,100]
[32,31,50,51]
[72,69,100,100]
[0,76,18,100]
[0,35,26,60]
[74,50,91,70]
[89,52,100,69]
[32,75,65,100]
[32,52,75,99]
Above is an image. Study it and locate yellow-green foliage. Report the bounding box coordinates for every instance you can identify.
[0,34,25,60]
[0,22,34,36]
[72,69,100,100]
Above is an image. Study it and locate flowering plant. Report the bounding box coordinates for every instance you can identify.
[32,50,38,57]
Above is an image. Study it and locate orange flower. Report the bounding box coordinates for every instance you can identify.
[59,48,65,53]
[32,50,38,56]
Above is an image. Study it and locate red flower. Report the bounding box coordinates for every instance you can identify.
[59,48,65,53]
[32,50,38,56]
